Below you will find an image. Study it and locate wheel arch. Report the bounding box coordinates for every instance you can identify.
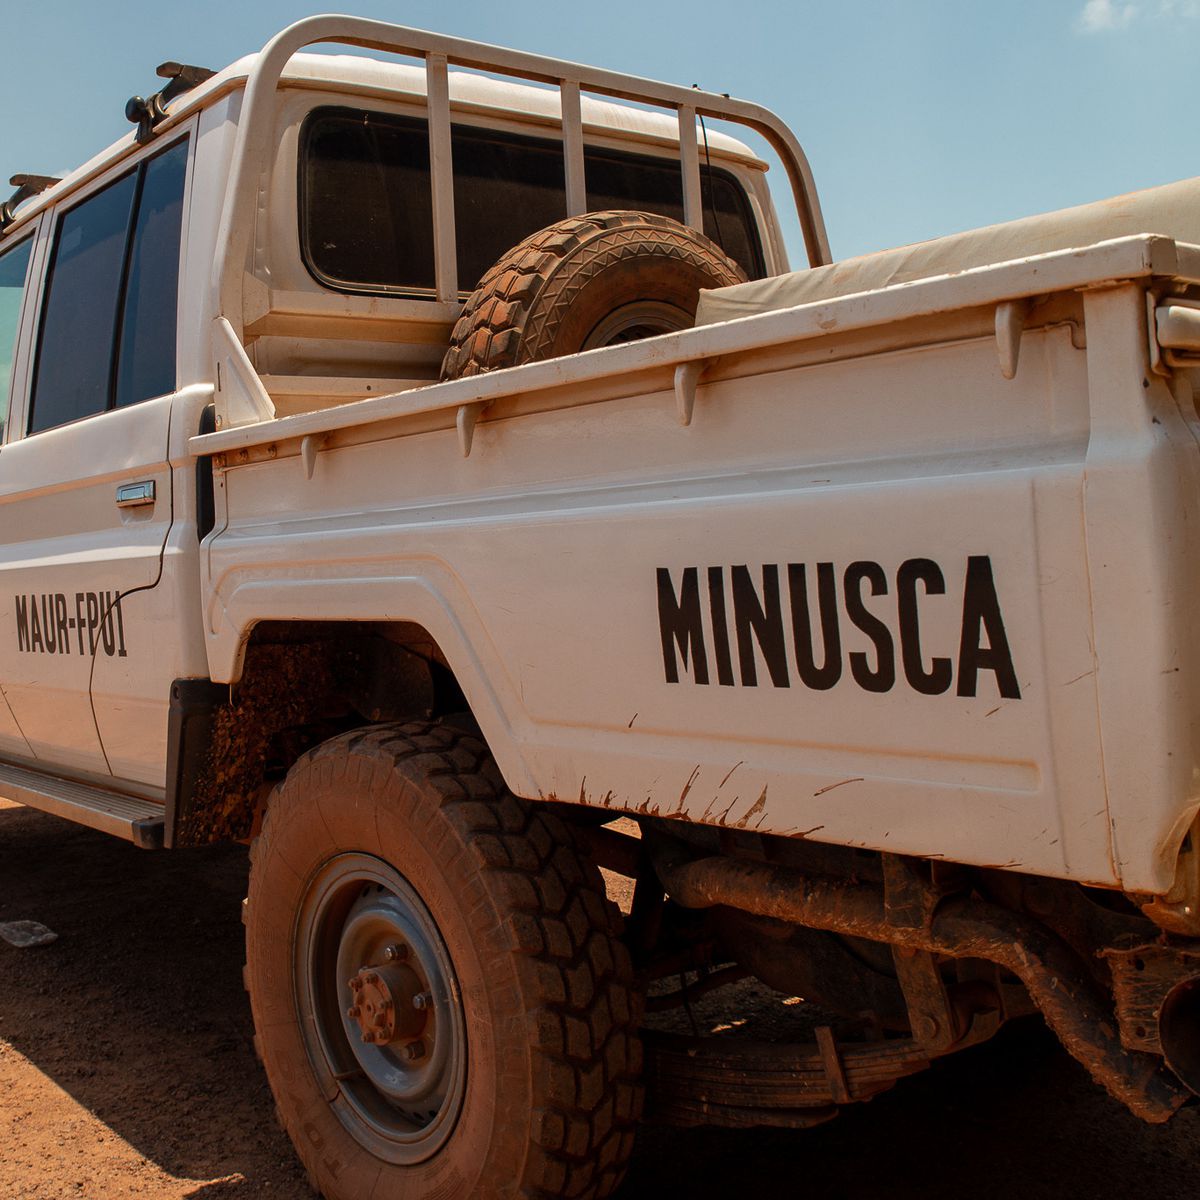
[172,590,538,845]
[210,565,535,759]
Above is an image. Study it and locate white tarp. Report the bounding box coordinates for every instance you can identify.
[697,176,1200,324]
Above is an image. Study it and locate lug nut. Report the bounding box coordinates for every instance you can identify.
[349,977,362,992]
[405,1040,426,1061]
[384,943,409,963]
[413,991,433,1011]
[365,972,379,985]
[346,1006,360,1020]
[361,1031,376,1044]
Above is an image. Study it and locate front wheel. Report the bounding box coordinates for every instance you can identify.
[244,722,642,1199]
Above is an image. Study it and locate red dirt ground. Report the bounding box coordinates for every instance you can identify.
[0,800,1197,1199]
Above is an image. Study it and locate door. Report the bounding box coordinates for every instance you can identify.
[0,136,191,785]
[0,230,37,761]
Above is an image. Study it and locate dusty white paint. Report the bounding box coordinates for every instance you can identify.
[0,18,1198,904]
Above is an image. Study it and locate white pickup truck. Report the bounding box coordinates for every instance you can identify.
[4,14,1200,1199]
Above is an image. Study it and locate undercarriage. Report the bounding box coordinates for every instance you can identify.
[572,815,1200,1128]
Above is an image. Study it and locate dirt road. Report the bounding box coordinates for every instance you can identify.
[0,799,1197,1199]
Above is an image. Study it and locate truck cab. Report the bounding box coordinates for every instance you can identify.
[0,41,790,805]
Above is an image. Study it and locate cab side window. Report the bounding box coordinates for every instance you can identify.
[28,137,188,435]
[0,236,34,440]
[116,142,189,410]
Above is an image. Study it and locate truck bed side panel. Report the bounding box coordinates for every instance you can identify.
[204,316,1142,886]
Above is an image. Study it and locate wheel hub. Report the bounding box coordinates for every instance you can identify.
[346,959,427,1046]
[582,299,692,350]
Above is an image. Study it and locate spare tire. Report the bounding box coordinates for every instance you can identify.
[441,209,747,379]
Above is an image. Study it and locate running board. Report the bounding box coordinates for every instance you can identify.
[0,761,164,848]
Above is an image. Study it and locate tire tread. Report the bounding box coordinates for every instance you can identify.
[245,720,642,1200]
[441,210,744,380]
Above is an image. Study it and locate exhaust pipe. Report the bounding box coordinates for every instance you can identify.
[1160,975,1200,1095]
[652,842,1190,1124]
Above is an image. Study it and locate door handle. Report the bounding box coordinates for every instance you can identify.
[116,480,156,508]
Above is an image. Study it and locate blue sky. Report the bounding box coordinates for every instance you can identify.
[1,0,1198,262]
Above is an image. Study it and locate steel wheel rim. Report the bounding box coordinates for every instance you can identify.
[295,852,467,1165]
[583,299,693,349]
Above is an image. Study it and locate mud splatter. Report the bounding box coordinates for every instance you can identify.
[734,787,768,829]
[678,765,702,809]
[719,761,744,789]
[813,777,864,798]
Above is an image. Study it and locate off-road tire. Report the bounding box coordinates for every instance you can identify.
[244,721,642,1200]
[440,210,746,379]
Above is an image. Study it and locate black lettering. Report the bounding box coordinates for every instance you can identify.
[54,594,69,656]
[657,568,709,684]
[731,565,789,688]
[788,562,842,690]
[707,567,735,686]
[15,595,28,652]
[100,592,116,656]
[897,559,953,695]
[85,592,99,654]
[29,601,44,654]
[74,594,87,655]
[40,595,56,654]
[957,555,1021,699]
[115,594,127,657]
[844,561,895,693]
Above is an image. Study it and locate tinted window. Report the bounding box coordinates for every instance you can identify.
[116,139,188,408]
[30,137,187,435]
[31,171,137,433]
[301,108,764,296]
[302,112,433,292]
[583,147,762,281]
[449,124,570,287]
[0,237,34,439]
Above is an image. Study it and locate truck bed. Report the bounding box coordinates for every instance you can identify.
[192,233,1200,894]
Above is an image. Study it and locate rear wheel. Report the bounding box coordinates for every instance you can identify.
[244,722,642,1199]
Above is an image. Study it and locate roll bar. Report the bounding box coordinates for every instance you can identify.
[211,13,831,333]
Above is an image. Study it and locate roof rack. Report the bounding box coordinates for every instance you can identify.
[126,61,215,144]
[0,174,61,234]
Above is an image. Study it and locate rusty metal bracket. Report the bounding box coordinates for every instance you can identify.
[882,854,965,1052]
[882,853,942,930]
[1140,813,1200,936]
[890,946,963,1052]
[1102,942,1200,1054]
